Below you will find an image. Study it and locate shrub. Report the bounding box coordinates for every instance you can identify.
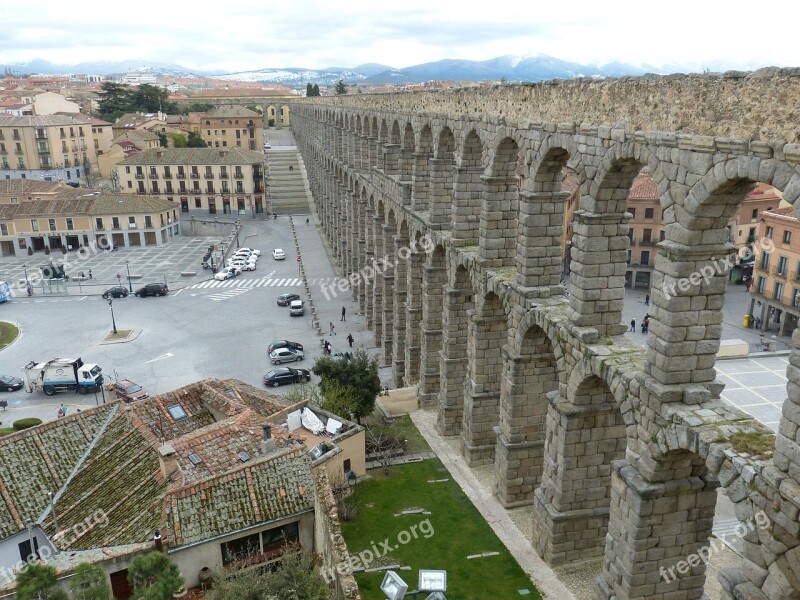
[13,418,43,431]
[0,428,16,436]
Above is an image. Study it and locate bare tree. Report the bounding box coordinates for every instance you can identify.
[366,424,406,475]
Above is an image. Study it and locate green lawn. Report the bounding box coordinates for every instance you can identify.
[0,321,19,350]
[340,459,540,600]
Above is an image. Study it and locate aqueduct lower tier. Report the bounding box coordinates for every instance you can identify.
[290,71,800,600]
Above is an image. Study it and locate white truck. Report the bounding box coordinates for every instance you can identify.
[22,357,103,396]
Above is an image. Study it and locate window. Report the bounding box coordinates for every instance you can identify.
[112,217,120,230]
[0,224,7,235]
[66,218,73,230]
[188,453,202,466]
[748,227,756,242]
[10,197,17,204]
[626,249,631,264]
[766,226,774,239]
[221,533,260,566]
[752,209,759,219]
[194,197,202,208]
[628,208,635,219]
[759,252,771,270]
[96,218,104,230]
[640,250,650,266]
[31,220,39,232]
[642,229,652,243]
[167,404,187,420]
[757,276,766,294]
[778,256,789,276]
[150,166,157,178]
[784,230,792,244]
[774,282,785,301]
[145,216,152,228]
[125,166,130,174]
[343,459,351,474]
[129,216,136,228]
[127,181,132,189]
[645,207,654,219]
[164,166,171,178]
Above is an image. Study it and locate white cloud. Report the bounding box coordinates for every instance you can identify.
[1,0,798,72]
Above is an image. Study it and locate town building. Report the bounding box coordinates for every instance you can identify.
[98,130,161,178]
[0,179,70,204]
[749,206,800,336]
[116,148,267,216]
[197,105,264,151]
[0,189,179,256]
[0,115,97,184]
[0,378,364,598]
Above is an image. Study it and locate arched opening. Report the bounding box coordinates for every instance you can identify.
[430,127,455,227]
[480,136,520,267]
[420,244,446,406]
[452,130,485,245]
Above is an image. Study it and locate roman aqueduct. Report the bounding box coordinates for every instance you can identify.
[289,70,800,599]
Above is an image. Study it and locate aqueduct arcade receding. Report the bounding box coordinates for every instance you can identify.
[291,71,800,600]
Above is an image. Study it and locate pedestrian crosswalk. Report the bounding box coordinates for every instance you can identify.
[207,288,253,302]
[187,276,333,290]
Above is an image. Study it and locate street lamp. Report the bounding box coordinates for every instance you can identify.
[125,259,133,292]
[347,471,358,487]
[107,298,117,334]
[23,263,31,296]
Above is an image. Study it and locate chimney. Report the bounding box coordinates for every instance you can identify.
[261,425,275,454]
[159,444,179,478]
[153,529,163,552]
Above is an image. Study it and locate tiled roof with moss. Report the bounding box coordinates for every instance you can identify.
[205,106,262,119]
[117,147,263,166]
[165,449,313,547]
[0,180,67,196]
[0,192,176,219]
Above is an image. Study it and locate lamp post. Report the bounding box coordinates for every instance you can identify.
[125,259,132,292]
[108,298,117,334]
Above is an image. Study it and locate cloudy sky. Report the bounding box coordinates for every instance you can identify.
[2,0,798,73]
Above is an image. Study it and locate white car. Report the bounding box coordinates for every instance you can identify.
[269,347,304,365]
[272,248,286,260]
[214,267,240,280]
[232,251,253,260]
[238,248,261,256]
[239,262,256,271]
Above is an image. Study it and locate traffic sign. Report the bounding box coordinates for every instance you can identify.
[296,256,301,262]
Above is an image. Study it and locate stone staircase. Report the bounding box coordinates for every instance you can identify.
[266,149,312,215]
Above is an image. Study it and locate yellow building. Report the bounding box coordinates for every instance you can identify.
[198,106,264,151]
[0,179,70,204]
[116,147,266,216]
[0,190,179,257]
[750,207,800,336]
[0,115,98,184]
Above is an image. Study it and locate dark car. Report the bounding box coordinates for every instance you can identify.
[267,340,304,354]
[112,379,149,402]
[276,293,301,306]
[263,367,311,388]
[134,283,169,297]
[0,375,23,392]
[102,286,129,299]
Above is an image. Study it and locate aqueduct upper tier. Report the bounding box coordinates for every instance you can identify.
[290,70,800,600]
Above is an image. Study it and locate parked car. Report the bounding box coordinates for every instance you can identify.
[269,347,305,365]
[264,143,272,150]
[102,286,128,299]
[0,374,24,392]
[134,283,168,297]
[112,379,149,402]
[239,262,256,271]
[228,260,251,271]
[268,340,304,354]
[237,248,261,256]
[214,267,240,281]
[233,250,253,259]
[263,367,311,387]
[276,293,301,306]
[289,299,305,316]
[272,248,286,260]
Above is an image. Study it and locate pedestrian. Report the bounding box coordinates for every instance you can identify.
[57,403,66,418]
[347,333,354,348]
[88,269,93,279]
[306,218,309,226]
[630,319,636,332]
[641,321,646,334]
[341,306,346,321]
[289,165,294,172]
[643,318,650,333]
[329,321,336,336]
[745,280,751,292]
[644,294,649,306]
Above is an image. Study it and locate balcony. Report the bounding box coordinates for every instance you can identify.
[204,172,214,179]
[12,134,21,141]
[219,171,229,179]
[639,237,656,246]
[129,224,137,229]
[773,266,788,278]
[149,173,159,179]
[176,172,186,179]
[96,225,104,231]
[64,160,71,167]
[35,133,47,141]
[60,132,66,139]
[135,174,144,179]
[190,172,200,179]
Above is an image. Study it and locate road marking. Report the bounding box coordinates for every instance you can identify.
[208,288,253,302]
[145,352,175,363]
[173,288,184,296]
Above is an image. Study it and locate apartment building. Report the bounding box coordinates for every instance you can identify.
[0,179,70,204]
[116,147,266,216]
[0,115,98,183]
[750,207,800,336]
[198,106,264,151]
[0,189,179,256]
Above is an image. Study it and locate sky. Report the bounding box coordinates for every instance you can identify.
[1,0,799,73]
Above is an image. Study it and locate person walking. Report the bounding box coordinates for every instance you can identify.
[346,333,354,348]
[341,306,346,321]
[306,218,310,226]
[88,269,93,280]
[644,294,649,306]
[630,319,636,332]
[57,403,66,418]
[329,322,336,336]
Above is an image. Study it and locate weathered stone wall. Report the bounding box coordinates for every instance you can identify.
[293,73,800,600]
[296,69,800,141]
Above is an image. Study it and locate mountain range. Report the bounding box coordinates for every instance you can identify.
[0,54,777,87]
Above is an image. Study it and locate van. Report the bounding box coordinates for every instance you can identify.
[289,299,304,316]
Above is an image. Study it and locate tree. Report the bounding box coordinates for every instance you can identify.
[182,102,215,114]
[130,84,177,114]
[16,562,69,600]
[306,83,313,97]
[128,551,183,600]
[366,423,406,475]
[334,80,347,95]
[206,549,333,600]
[186,131,207,148]
[167,132,187,148]
[69,563,112,600]
[311,349,381,423]
[157,133,167,148]
[97,82,133,121]
[312,84,320,97]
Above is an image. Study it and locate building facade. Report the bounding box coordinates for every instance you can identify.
[116,148,266,216]
[0,115,98,183]
[198,105,264,151]
[0,190,179,256]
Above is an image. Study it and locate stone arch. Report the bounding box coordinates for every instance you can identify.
[437,263,475,436]
[412,123,433,211]
[403,229,427,386]
[461,290,509,466]
[419,243,447,406]
[452,129,486,245]
[480,135,520,267]
[429,126,456,227]
[391,219,411,384]
[400,122,415,182]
